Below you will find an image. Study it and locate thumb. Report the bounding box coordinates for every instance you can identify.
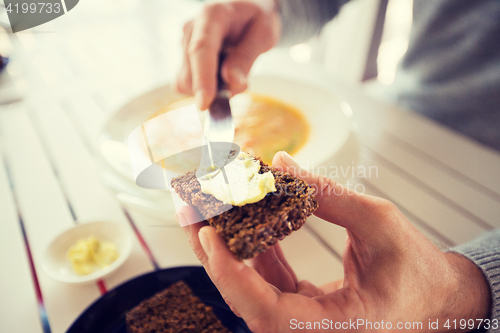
[197,226,278,323]
[272,151,391,239]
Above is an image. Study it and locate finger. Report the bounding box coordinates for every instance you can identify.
[274,243,298,284]
[319,279,344,294]
[176,206,207,262]
[221,10,279,95]
[272,151,392,239]
[197,226,278,323]
[176,56,193,96]
[177,205,203,228]
[220,31,270,95]
[177,207,247,321]
[175,21,194,95]
[188,10,228,110]
[247,245,297,293]
[296,280,324,298]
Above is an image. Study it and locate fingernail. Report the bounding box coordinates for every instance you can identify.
[281,151,301,168]
[176,213,191,238]
[199,228,212,257]
[176,212,188,227]
[230,67,247,86]
[195,90,205,110]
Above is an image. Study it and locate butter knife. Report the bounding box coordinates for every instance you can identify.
[197,54,239,179]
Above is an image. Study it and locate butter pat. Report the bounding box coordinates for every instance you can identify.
[67,235,119,275]
[199,152,276,206]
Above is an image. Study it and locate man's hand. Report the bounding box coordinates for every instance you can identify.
[177,151,491,332]
[175,0,281,111]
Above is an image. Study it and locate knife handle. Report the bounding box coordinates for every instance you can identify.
[217,52,228,92]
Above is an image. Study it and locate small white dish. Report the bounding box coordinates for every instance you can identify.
[42,221,133,284]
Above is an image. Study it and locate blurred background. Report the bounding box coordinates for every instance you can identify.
[0,0,413,108]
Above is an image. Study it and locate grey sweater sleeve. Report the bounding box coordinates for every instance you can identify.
[451,230,500,332]
[278,0,349,46]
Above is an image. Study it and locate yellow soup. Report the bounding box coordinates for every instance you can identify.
[232,94,309,164]
[147,93,309,169]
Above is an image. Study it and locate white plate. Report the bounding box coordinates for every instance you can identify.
[97,75,357,218]
[41,221,133,284]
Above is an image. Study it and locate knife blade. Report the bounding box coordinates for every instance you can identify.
[196,54,239,180]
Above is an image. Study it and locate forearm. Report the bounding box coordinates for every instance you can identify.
[278,0,349,46]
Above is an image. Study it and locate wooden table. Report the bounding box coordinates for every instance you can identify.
[1,0,499,332]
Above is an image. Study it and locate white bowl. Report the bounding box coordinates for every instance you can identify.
[41,221,133,284]
[97,74,358,218]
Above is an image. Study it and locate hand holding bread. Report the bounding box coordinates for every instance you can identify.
[177,151,491,333]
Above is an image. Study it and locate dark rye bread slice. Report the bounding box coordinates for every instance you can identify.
[126,281,231,333]
[171,157,318,260]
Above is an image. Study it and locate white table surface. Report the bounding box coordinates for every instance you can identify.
[1,0,499,332]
